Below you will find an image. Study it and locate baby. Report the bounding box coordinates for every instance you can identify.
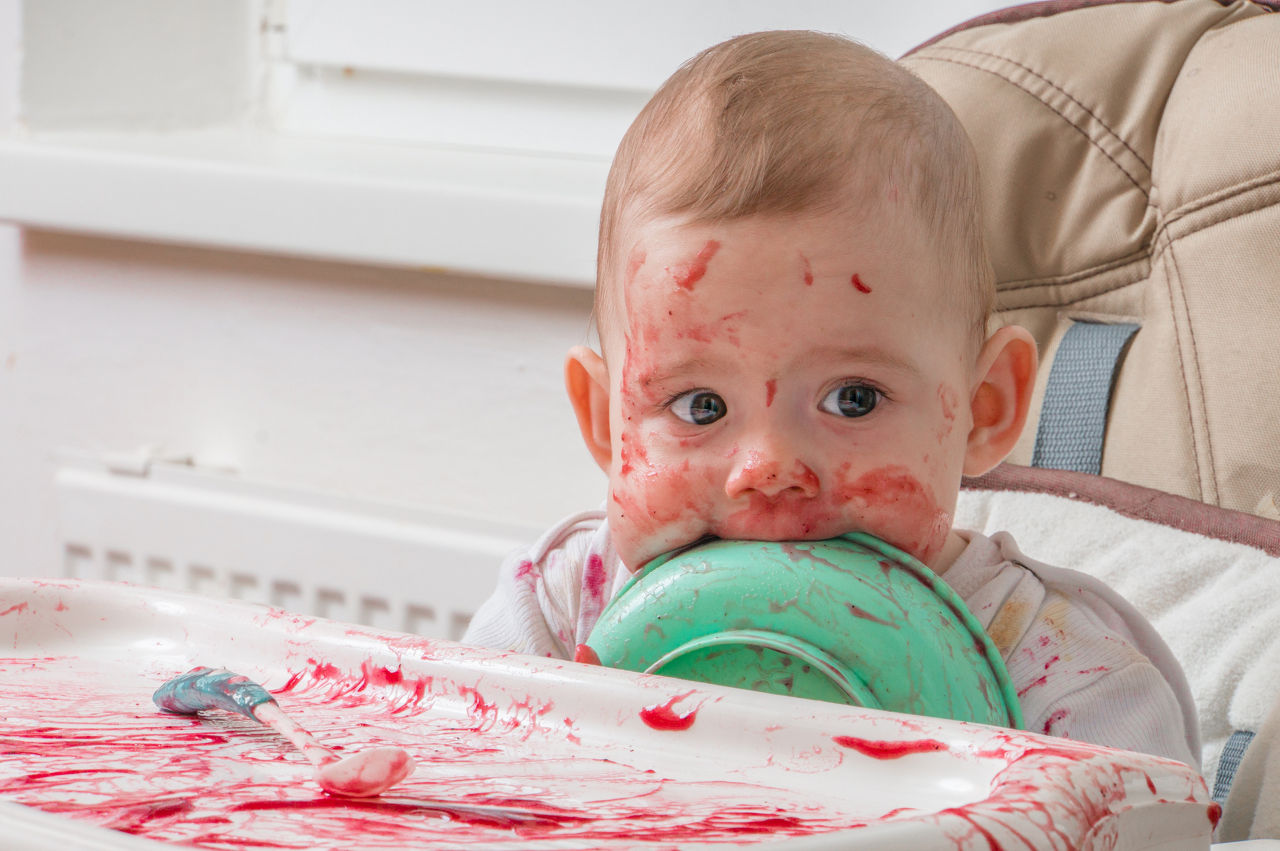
[465,31,1198,767]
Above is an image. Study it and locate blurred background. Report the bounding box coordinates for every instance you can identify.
[0,0,1010,637]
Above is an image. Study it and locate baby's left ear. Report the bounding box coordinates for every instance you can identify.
[963,325,1038,477]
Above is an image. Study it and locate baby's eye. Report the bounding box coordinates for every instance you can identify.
[669,390,727,425]
[819,384,880,418]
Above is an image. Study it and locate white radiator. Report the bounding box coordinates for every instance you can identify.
[53,454,538,641]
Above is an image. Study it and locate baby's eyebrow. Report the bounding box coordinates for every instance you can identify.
[637,356,719,388]
[802,345,923,377]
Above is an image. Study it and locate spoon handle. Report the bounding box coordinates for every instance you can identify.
[155,666,339,768]
[253,700,340,768]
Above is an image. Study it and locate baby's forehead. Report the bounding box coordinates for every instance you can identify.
[600,207,978,357]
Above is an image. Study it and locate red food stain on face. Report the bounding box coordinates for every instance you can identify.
[667,240,720,291]
[640,692,698,731]
[832,736,948,759]
[610,457,704,562]
[800,254,814,286]
[937,383,959,442]
[851,273,872,294]
[675,322,715,343]
[765,379,777,407]
[611,302,718,566]
[717,462,948,560]
[833,464,951,564]
[617,426,655,482]
[625,245,647,286]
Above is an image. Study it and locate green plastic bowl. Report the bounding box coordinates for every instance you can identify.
[585,533,1023,728]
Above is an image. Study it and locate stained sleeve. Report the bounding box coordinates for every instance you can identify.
[461,511,608,660]
[461,543,568,657]
[1032,660,1198,768]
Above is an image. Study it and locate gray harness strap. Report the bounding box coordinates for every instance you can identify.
[1032,320,1140,475]
[1213,729,1257,805]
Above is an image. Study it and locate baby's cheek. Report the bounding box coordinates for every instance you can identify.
[936,383,960,443]
[834,465,952,564]
[609,437,713,568]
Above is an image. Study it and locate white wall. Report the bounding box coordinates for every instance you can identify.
[0,226,602,577]
[0,0,1012,585]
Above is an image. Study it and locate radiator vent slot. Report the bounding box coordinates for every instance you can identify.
[55,458,535,642]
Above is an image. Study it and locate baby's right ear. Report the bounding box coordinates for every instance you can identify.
[564,346,613,473]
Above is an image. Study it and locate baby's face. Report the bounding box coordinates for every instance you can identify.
[600,204,980,573]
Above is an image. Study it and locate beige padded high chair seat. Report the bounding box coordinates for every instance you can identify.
[902,0,1280,518]
[902,0,1280,840]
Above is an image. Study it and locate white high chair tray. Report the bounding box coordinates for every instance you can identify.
[0,578,1216,850]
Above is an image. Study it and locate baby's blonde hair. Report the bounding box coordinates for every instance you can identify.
[596,30,994,347]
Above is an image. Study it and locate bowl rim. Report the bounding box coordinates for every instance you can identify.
[600,532,1025,729]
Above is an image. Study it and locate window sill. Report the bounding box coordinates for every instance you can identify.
[0,129,605,288]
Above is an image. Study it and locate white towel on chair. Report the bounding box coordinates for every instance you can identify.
[955,486,1280,783]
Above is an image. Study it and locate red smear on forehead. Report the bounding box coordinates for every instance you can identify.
[851,274,872,294]
[800,254,814,286]
[668,240,720,291]
[765,379,778,407]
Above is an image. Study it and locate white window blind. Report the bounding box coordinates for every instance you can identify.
[276,0,1011,158]
[0,0,1012,283]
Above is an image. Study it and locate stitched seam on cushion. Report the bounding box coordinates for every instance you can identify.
[1157,168,1280,242]
[1165,239,1219,502]
[995,278,1146,312]
[929,44,1151,172]
[1000,249,1151,291]
[910,54,1147,191]
[1156,230,1206,503]
[995,173,1280,293]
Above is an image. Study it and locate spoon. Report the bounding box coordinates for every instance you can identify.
[154,666,415,797]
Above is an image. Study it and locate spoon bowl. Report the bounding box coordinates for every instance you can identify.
[317,746,416,798]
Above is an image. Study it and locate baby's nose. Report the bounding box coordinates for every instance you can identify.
[725,449,820,500]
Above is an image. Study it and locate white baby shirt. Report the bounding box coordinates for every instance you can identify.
[463,509,1199,768]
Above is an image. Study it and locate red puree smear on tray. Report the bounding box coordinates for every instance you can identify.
[833,736,948,759]
[639,693,698,731]
[0,611,1217,851]
[0,657,862,849]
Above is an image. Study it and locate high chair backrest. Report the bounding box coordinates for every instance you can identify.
[903,0,1280,520]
